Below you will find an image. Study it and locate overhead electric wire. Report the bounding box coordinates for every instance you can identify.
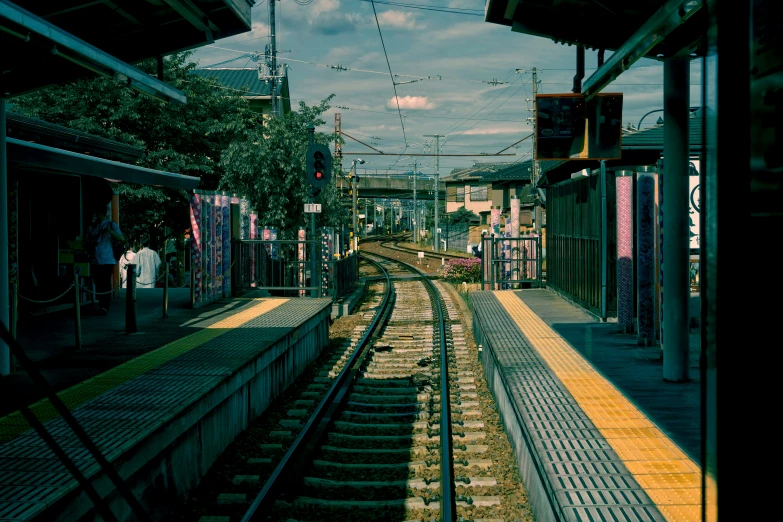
[357,0,483,15]
[203,44,490,83]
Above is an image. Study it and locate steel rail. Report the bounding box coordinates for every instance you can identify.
[240,256,393,522]
[361,250,457,521]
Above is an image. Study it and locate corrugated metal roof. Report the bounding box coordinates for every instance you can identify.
[619,113,703,149]
[442,160,534,182]
[192,68,272,97]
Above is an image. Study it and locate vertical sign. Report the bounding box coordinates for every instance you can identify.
[222,193,231,297]
[298,227,306,296]
[190,191,202,307]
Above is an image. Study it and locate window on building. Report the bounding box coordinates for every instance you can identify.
[471,184,488,201]
[457,186,465,202]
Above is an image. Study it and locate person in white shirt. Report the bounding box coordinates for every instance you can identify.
[135,237,162,289]
[119,246,136,288]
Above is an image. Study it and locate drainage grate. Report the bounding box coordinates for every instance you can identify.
[0,485,62,503]
[563,505,666,522]
[0,500,44,520]
[556,474,641,491]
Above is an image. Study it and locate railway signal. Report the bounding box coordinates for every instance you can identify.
[305,143,333,197]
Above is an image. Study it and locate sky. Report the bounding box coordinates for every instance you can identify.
[191,0,702,177]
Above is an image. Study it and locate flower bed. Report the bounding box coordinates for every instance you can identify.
[441,257,481,283]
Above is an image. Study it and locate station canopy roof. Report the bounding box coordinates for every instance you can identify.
[484,0,705,60]
[1,0,253,101]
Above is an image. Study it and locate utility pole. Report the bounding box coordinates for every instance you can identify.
[352,165,358,250]
[412,158,417,244]
[424,134,445,251]
[269,0,278,118]
[531,67,542,236]
[520,67,542,235]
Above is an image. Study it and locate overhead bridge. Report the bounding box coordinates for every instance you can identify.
[338,173,445,200]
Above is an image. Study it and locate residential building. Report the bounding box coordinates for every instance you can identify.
[442,160,541,228]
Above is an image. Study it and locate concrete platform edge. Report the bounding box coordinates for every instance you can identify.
[472,299,563,522]
[40,300,332,522]
[332,283,366,319]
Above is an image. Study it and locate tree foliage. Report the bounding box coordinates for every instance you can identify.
[10,53,262,248]
[11,53,348,245]
[446,207,480,225]
[219,95,348,238]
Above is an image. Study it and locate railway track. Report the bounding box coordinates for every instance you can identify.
[175,251,531,522]
[362,233,475,263]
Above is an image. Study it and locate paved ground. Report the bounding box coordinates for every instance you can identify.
[2,288,251,417]
[514,289,702,465]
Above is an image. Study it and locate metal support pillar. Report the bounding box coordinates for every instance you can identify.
[125,265,137,334]
[0,97,9,375]
[662,58,690,382]
[573,45,585,93]
[111,191,119,297]
[600,161,608,321]
[615,170,634,333]
[637,166,657,345]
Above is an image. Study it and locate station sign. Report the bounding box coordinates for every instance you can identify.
[535,93,623,160]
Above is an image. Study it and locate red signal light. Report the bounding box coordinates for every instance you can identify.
[315,170,324,180]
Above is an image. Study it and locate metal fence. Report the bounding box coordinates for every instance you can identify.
[443,223,470,254]
[232,238,359,299]
[481,234,543,289]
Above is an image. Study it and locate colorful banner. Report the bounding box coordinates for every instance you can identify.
[510,196,520,285]
[250,211,258,287]
[270,227,279,260]
[190,190,203,307]
[322,227,334,296]
[637,169,657,345]
[503,218,511,288]
[298,227,306,297]
[222,193,231,297]
[616,171,634,332]
[214,192,222,300]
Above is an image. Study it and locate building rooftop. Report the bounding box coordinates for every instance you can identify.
[442,160,534,183]
[192,68,274,97]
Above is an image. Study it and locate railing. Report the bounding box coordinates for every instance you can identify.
[233,239,320,297]
[481,234,543,289]
[233,238,360,300]
[331,254,359,299]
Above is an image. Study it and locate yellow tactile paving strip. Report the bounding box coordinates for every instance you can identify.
[0,298,288,443]
[494,291,701,522]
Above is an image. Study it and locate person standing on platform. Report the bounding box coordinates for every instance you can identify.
[87,205,125,315]
[135,237,162,289]
[119,244,137,288]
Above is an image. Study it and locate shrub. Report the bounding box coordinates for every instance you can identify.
[441,257,481,283]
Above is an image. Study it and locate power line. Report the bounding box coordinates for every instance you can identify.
[357,0,483,15]
[371,0,408,154]
[202,44,496,84]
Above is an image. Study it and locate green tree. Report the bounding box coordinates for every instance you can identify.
[219,95,348,238]
[10,52,261,248]
[446,207,480,225]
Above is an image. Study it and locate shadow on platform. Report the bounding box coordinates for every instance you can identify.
[2,288,245,417]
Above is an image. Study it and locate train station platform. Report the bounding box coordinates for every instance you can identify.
[0,296,332,522]
[471,289,702,522]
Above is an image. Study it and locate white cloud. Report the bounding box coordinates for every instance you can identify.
[387,96,436,110]
[462,125,529,136]
[376,10,419,30]
[429,21,496,41]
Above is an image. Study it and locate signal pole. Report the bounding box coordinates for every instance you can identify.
[424,134,444,251]
[411,158,418,244]
[269,0,278,118]
[531,68,541,235]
